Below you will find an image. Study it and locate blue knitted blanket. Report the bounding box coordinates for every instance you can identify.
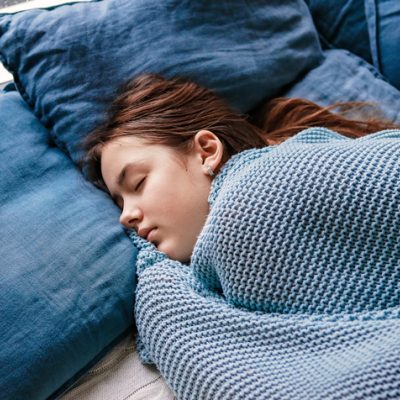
[130,128,400,400]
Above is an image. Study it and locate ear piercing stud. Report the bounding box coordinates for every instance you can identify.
[206,164,215,177]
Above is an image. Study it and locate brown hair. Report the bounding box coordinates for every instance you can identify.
[79,73,398,190]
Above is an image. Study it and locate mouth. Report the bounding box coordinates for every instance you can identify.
[138,226,159,246]
[145,228,155,242]
[146,228,157,243]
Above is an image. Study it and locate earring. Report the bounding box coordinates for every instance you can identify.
[206,164,215,177]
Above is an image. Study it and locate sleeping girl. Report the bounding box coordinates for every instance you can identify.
[80,73,400,399]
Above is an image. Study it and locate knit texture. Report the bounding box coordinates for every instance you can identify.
[130,128,400,400]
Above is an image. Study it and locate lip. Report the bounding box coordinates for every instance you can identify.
[138,227,157,242]
[146,228,157,242]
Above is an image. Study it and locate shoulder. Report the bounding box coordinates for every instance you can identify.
[208,126,400,206]
[208,146,272,206]
[208,127,343,205]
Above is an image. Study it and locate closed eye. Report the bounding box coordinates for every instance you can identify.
[135,177,146,191]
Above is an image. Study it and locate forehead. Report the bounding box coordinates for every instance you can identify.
[102,135,150,157]
[101,136,155,176]
[100,136,188,187]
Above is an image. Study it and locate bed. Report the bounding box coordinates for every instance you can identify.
[0,0,399,399]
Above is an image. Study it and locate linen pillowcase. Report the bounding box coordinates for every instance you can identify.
[0,0,322,163]
[0,89,136,400]
[365,0,400,90]
[306,0,400,90]
[285,49,400,125]
[305,0,372,63]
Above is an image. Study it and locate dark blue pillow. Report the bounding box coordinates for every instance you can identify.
[305,0,372,63]
[306,0,400,91]
[285,49,400,125]
[0,89,136,400]
[0,0,322,163]
[365,0,400,90]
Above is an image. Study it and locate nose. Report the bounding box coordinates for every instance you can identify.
[119,201,143,230]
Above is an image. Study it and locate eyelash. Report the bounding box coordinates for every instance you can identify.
[135,177,146,191]
[115,177,146,209]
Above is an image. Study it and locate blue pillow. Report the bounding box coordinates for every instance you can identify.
[0,89,136,400]
[365,0,400,90]
[0,0,322,163]
[305,0,372,63]
[285,49,400,125]
[306,0,400,91]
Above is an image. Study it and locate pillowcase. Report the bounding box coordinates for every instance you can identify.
[285,49,400,125]
[365,0,400,90]
[0,0,323,163]
[0,89,136,400]
[305,0,400,90]
[305,0,372,63]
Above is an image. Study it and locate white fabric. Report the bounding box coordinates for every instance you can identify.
[61,331,175,400]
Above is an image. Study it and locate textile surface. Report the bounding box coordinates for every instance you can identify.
[2,1,400,398]
[285,49,400,125]
[60,331,175,400]
[306,0,400,90]
[131,128,400,400]
[0,89,136,400]
[0,0,322,397]
[306,0,372,63]
[0,0,321,162]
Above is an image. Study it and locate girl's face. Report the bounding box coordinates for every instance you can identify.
[101,132,222,262]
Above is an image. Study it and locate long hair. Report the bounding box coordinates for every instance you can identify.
[79,73,398,190]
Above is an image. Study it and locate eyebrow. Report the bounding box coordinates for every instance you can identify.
[117,162,137,186]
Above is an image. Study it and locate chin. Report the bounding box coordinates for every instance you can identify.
[158,243,190,263]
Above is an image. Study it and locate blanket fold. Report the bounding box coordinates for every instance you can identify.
[131,128,400,400]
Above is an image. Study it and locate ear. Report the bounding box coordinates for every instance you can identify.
[192,130,224,175]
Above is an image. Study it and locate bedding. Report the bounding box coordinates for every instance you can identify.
[305,0,372,63]
[0,1,323,398]
[365,0,400,90]
[60,331,174,400]
[0,0,322,163]
[284,49,400,124]
[0,89,136,400]
[1,0,400,399]
[132,128,400,399]
[306,0,400,90]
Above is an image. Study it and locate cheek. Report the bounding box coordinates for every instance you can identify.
[149,170,210,228]
[143,185,180,220]
[174,190,210,241]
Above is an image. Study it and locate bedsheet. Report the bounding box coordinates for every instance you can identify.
[60,332,174,400]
